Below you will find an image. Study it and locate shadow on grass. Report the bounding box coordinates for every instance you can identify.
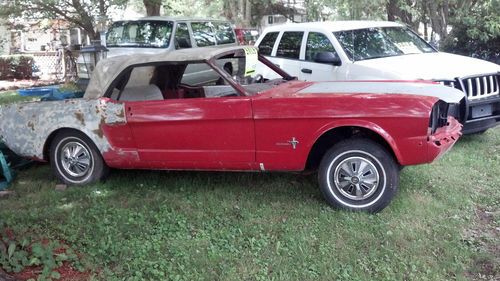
[96,168,325,207]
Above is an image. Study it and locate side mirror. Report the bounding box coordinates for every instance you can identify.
[315,51,342,66]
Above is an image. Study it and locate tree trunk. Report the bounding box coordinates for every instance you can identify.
[99,0,105,15]
[85,25,99,40]
[239,0,244,19]
[228,0,238,22]
[244,0,252,27]
[386,0,418,30]
[427,0,449,41]
[387,0,398,21]
[143,0,161,16]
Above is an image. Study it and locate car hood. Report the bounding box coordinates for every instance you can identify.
[295,81,464,103]
[353,52,500,80]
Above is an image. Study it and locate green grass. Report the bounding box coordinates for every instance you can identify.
[0,91,498,280]
[0,91,40,105]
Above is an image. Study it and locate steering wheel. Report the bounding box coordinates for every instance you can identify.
[250,74,264,84]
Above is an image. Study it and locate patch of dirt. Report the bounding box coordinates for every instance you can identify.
[0,268,18,281]
[11,262,90,281]
[464,207,499,280]
[0,228,91,281]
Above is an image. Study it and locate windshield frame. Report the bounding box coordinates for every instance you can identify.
[207,49,296,97]
[333,26,437,62]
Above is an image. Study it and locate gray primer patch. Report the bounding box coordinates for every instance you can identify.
[298,81,465,104]
[0,99,125,159]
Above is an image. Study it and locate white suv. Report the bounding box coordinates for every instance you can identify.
[78,17,237,85]
[255,21,500,134]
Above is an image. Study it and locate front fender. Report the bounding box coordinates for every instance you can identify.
[308,119,403,164]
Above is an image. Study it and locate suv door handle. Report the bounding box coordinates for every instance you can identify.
[274,64,280,68]
[301,68,312,74]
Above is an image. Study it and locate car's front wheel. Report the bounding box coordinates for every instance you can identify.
[318,138,399,213]
[50,130,108,185]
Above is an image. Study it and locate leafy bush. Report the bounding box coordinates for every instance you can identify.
[0,56,14,79]
[0,227,82,281]
[0,55,34,80]
[58,81,80,93]
[441,1,500,64]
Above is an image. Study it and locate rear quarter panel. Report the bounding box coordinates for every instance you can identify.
[0,99,125,160]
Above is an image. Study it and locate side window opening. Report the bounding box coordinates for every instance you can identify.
[111,66,163,101]
[111,48,286,102]
[111,62,241,101]
[180,62,238,98]
[276,31,303,59]
[305,32,338,62]
[257,32,279,56]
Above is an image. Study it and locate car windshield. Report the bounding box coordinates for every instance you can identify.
[334,26,436,61]
[106,20,173,48]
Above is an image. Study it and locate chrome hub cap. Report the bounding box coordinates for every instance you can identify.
[333,156,379,200]
[60,142,92,177]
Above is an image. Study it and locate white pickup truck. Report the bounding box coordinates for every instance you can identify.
[255,21,500,134]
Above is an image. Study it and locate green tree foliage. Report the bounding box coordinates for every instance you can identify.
[0,0,497,59]
[442,0,500,62]
[0,0,128,40]
[337,0,388,20]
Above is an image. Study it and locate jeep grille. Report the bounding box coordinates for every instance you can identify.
[437,74,500,101]
[461,74,499,101]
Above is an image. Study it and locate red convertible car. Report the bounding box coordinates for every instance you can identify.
[0,46,463,212]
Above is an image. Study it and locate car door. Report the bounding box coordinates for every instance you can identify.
[299,32,343,81]
[272,31,305,78]
[114,64,256,170]
[255,31,280,79]
[125,97,255,170]
[256,31,305,80]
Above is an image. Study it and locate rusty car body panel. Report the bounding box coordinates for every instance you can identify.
[0,99,125,161]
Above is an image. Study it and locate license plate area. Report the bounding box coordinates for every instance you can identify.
[471,104,492,118]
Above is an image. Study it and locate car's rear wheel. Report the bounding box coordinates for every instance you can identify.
[50,130,108,185]
[318,138,399,213]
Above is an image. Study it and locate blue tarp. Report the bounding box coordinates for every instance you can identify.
[17,85,84,101]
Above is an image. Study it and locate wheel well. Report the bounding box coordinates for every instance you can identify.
[43,128,89,162]
[305,126,397,170]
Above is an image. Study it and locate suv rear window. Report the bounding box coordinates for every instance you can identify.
[106,20,173,48]
[276,32,303,59]
[214,22,236,45]
[191,22,216,47]
[258,32,279,56]
[191,21,236,47]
